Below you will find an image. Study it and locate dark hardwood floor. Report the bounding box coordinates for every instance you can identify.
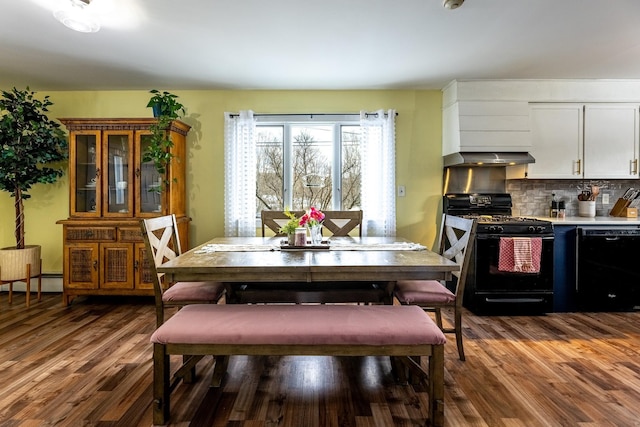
[1,292,639,426]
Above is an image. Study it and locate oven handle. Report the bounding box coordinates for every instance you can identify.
[477,234,555,240]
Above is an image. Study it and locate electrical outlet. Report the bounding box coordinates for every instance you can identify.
[398,185,406,197]
[602,193,610,204]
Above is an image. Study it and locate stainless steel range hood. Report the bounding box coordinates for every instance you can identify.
[443,152,536,167]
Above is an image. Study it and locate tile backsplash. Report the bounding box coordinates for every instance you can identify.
[507,179,640,217]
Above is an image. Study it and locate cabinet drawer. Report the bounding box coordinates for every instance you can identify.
[65,227,117,242]
[118,227,144,243]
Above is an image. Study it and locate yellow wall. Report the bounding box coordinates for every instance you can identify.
[0,90,444,273]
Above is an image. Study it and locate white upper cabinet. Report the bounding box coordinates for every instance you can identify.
[528,103,639,179]
[583,104,639,179]
[528,104,583,179]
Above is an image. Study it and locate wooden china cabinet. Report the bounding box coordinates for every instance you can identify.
[57,118,190,305]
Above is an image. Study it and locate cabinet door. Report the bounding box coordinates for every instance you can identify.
[135,243,154,290]
[528,104,583,179]
[100,243,134,289]
[69,130,102,217]
[103,131,135,217]
[584,104,639,179]
[65,243,99,289]
[135,130,166,216]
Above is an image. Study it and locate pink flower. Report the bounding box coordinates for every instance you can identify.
[299,206,325,227]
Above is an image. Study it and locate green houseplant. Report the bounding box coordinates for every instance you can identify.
[0,87,68,284]
[143,90,185,190]
[279,209,300,245]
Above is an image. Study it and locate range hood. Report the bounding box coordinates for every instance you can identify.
[443,152,536,167]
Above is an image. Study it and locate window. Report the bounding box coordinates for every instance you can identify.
[224,110,396,237]
[255,116,361,216]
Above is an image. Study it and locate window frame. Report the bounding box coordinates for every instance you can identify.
[255,114,361,213]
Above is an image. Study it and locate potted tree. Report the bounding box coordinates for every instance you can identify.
[0,87,68,294]
[143,90,185,190]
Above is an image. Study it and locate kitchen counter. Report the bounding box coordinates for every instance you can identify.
[535,216,640,225]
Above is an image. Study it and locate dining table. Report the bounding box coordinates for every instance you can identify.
[157,236,459,304]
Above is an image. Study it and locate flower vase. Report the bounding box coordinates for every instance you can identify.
[309,224,323,245]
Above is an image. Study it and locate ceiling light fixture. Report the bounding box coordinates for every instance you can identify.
[54,0,100,33]
[443,0,465,10]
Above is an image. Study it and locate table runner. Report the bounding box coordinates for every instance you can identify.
[194,241,425,254]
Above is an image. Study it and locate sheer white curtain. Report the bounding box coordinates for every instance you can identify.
[224,111,257,236]
[359,109,397,237]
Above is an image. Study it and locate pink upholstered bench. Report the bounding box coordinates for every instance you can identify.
[150,304,446,426]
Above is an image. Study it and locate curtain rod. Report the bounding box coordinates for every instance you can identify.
[228,111,398,118]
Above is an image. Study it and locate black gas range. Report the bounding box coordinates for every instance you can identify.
[444,193,554,314]
[460,214,554,235]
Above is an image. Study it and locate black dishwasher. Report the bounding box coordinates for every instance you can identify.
[577,227,640,311]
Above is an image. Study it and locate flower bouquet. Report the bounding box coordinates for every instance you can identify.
[299,207,325,245]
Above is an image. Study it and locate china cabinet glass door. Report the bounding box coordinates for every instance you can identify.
[72,131,100,216]
[136,132,165,216]
[104,131,134,216]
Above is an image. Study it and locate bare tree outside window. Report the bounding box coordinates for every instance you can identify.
[293,127,332,210]
[341,126,361,210]
[256,122,361,217]
[256,126,283,214]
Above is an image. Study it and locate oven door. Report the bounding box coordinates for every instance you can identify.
[464,233,554,314]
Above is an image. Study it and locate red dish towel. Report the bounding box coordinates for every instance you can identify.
[498,237,542,273]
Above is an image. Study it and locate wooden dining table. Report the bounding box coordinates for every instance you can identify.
[157,236,459,304]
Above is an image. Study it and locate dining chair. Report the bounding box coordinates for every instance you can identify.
[141,214,225,327]
[322,210,363,237]
[261,210,306,236]
[393,214,477,361]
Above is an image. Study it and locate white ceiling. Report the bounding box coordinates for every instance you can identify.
[3,0,640,91]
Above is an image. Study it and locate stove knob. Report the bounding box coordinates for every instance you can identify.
[537,226,546,233]
[489,225,503,233]
[528,226,536,233]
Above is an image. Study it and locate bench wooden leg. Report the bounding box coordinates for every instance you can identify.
[175,355,203,384]
[153,343,170,425]
[210,355,229,387]
[429,345,445,427]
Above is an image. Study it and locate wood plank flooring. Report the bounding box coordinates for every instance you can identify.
[1,293,639,426]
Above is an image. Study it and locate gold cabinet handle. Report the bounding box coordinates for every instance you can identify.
[93,260,98,271]
[575,159,581,175]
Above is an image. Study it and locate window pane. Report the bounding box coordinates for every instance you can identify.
[341,126,361,210]
[256,126,284,216]
[292,125,332,210]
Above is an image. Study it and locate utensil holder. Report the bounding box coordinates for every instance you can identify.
[578,200,596,217]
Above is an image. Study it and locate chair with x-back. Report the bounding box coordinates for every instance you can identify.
[141,214,225,327]
[322,210,363,237]
[261,210,306,236]
[393,214,477,361]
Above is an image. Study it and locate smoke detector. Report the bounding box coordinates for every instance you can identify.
[443,0,465,9]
